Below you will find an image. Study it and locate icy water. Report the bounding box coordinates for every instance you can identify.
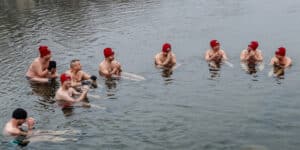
[0,0,300,149]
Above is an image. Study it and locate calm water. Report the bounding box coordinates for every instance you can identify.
[0,0,300,149]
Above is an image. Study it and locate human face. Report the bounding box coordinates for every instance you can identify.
[276,54,284,60]
[43,54,51,62]
[63,80,72,88]
[72,61,82,71]
[107,55,115,62]
[17,119,26,126]
[212,45,220,51]
[162,48,170,57]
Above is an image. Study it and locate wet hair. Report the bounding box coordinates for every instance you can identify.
[70,59,80,68]
[12,108,27,120]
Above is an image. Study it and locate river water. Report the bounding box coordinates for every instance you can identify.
[0,0,300,149]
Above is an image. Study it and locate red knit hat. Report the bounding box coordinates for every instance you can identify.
[162,43,171,52]
[103,48,114,58]
[39,45,51,57]
[60,73,71,84]
[210,40,220,48]
[248,41,259,50]
[275,47,286,56]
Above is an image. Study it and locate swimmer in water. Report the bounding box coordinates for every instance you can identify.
[26,46,58,83]
[269,47,292,76]
[3,108,35,146]
[240,41,264,74]
[154,43,176,69]
[65,59,97,89]
[99,48,122,78]
[205,40,228,68]
[55,73,89,105]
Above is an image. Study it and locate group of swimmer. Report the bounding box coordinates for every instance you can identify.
[3,39,292,145]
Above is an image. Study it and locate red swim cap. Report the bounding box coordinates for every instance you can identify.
[162,43,171,52]
[210,40,220,48]
[275,47,286,56]
[39,45,51,57]
[103,48,114,58]
[248,41,259,50]
[60,73,71,85]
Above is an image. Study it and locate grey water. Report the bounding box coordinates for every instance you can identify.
[0,0,300,149]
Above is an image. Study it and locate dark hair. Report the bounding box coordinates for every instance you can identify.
[12,108,27,119]
[70,59,80,68]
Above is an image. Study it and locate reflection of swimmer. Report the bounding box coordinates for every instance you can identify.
[205,40,228,68]
[65,59,97,89]
[269,47,292,77]
[55,74,89,107]
[155,43,176,69]
[3,108,35,146]
[99,48,122,79]
[26,46,58,83]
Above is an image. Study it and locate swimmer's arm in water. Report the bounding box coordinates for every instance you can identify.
[220,50,228,62]
[284,58,292,68]
[171,54,176,66]
[60,88,88,102]
[255,50,263,62]
[82,71,91,80]
[269,57,277,66]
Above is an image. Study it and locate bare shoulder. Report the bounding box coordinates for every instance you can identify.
[155,52,161,59]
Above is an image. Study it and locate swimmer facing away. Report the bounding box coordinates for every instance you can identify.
[65,59,97,89]
[269,47,292,76]
[26,46,58,83]
[55,73,89,104]
[205,40,228,68]
[98,48,122,78]
[154,43,176,69]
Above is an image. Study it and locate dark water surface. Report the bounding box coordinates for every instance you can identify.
[0,0,300,149]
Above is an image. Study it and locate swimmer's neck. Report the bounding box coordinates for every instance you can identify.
[38,57,49,64]
[70,69,80,74]
[62,86,69,91]
[104,59,112,64]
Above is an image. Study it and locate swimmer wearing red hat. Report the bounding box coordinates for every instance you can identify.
[98,48,122,78]
[205,40,228,67]
[154,43,176,68]
[26,45,58,83]
[55,73,89,104]
[240,41,263,63]
[269,47,292,76]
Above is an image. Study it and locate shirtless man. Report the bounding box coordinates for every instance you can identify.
[240,41,263,63]
[269,47,292,76]
[205,40,228,68]
[3,108,35,137]
[154,43,176,68]
[55,73,89,103]
[26,46,58,83]
[65,59,97,88]
[99,48,122,78]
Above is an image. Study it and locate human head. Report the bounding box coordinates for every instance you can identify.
[275,47,286,60]
[103,48,115,61]
[210,40,220,51]
[39,45,52,61]
[60,73,71,88]
[70,59,81,72]
[12,108,27,125]
[248,41,259,51]
[162,43,171,56]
